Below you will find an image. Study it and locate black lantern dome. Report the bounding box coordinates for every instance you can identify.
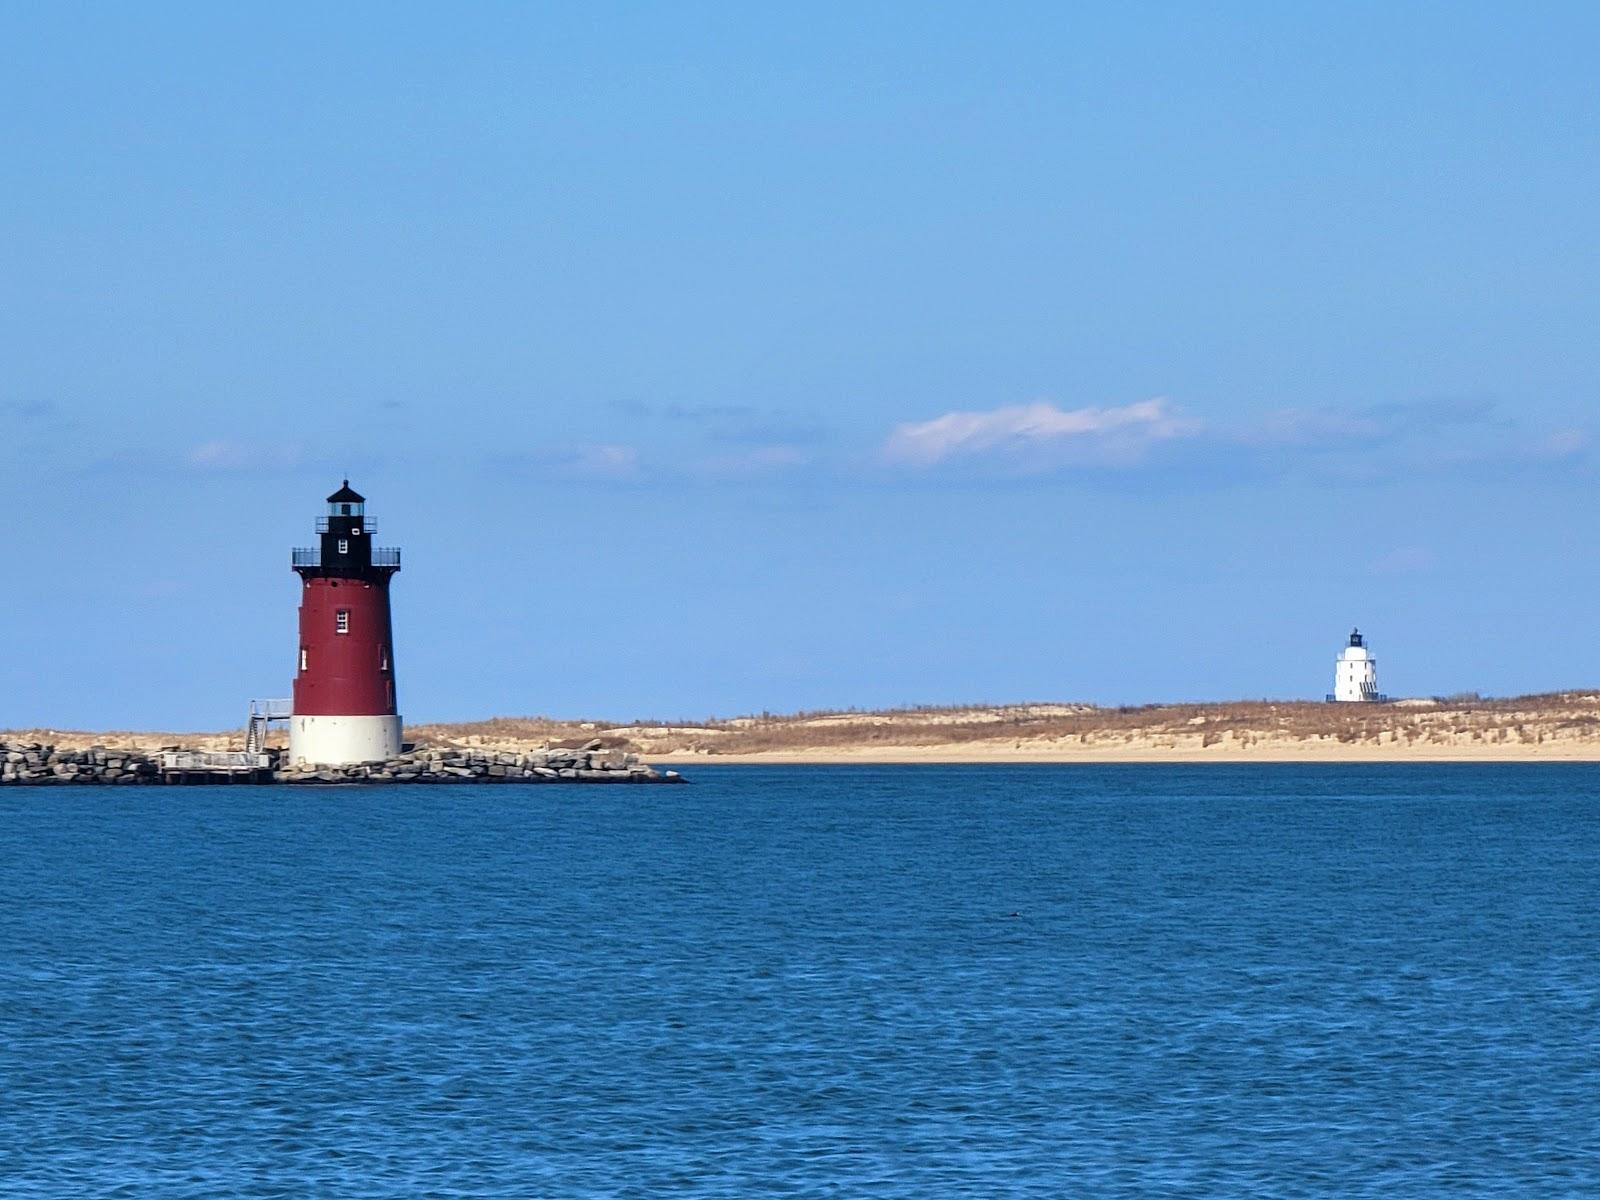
[292,482,400,578]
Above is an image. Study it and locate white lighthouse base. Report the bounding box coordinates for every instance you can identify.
[289,715,403,767]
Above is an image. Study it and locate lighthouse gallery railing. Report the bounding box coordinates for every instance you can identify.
[291,548,401,567]
[315,517,377,534]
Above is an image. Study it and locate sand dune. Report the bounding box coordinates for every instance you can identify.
[16,693,1600,762]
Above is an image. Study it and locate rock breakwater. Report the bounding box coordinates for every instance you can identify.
[0,741,683,785]
[277,744,681,784]
[2,744,162,784]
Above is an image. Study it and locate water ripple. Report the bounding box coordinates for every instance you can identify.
[2,764,1598,1196]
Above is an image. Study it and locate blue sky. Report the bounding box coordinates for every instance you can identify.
[4,3,1599,728]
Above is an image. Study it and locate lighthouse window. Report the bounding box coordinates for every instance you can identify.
[337,539,349,555]
[335,610,350,635]
[299,648,308,672]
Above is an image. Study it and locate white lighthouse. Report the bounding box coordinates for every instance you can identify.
[1332,628,1381,702]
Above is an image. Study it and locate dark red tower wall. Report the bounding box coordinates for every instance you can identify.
[293,577,398,716]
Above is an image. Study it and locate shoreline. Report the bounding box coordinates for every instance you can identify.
[11,692,1600,768]
[650,746,1600,765]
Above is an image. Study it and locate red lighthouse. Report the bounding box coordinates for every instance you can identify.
[289,482,403,766]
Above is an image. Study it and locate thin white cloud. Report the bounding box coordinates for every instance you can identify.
[1234,408,1387,448]
[540,443,640,479]
[1535,429,1589,460]
[882,399,1200,469]
[186,439,306,471]
[568,444,639,478]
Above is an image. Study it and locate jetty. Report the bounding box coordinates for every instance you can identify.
[0,741,684,786]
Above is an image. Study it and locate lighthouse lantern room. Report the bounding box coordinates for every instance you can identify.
[1331,628,1381,703]
[289,482,403,766]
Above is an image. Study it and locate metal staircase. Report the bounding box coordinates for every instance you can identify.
[245,698,293,754]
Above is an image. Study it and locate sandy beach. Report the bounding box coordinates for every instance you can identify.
[12,693,1600,764]
[643,744,1600,764]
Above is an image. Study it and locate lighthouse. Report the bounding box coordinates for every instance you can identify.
[288,482,403,766]
[1332,628,1381,702]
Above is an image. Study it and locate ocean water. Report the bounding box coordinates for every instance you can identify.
[2,764,1597,1198]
